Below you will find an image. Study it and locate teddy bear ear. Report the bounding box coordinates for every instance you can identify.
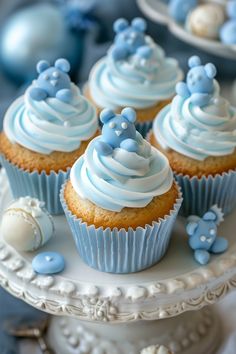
[131,17,147,32]
[121,107,136,123]
[36,60,50,74]
[186,221,198,236]
[55,58,70,73]
[100,109,115,124]
[203,211,217,221]
[204,63,217,79]
[113,18,129,33]
[188,56,201,69]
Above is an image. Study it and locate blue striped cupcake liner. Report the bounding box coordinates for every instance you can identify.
[60,182,183,274]
[175,170,236,217]
[0,155,70,215]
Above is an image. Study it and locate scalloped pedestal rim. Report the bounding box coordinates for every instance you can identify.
[1,169,236,323]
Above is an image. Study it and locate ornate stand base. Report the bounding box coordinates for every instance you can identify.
[48,307,220,354]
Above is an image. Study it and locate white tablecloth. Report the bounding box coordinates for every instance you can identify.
[19,291,236,354]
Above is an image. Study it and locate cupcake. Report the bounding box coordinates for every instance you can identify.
[84,17,183,137]
[60,107,182,273]
[151,55,236,216]
[0,58,98,214]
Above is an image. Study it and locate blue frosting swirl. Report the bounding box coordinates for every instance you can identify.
[88,37,183,109]
[4,84,98,154]
[153,81,236,161]
[70,132,173,212]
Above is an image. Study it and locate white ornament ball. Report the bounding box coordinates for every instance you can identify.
[1,197,54,252]
[186,4,225,40]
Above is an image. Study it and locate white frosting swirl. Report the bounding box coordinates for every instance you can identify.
[4,84,98,154]
[70,133,173,212]
[154,82,236,161]
[88,37,183,109]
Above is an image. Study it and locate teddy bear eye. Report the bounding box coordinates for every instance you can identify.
[209,228,215,235]
[121,122,128,129]
[52,71,60,78]
[43,74,49,80]
[109,122,116,129]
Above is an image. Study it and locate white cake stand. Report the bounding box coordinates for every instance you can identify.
[0,169,236,354]
[137,0,236,60]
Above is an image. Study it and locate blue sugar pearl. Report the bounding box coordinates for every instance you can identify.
[32,252,65,275]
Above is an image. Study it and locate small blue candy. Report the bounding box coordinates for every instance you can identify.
[219,1,236,44]
[32,251,65,275]
[186,205,227,265]
[169,0,197,23]
[227,1,236,20]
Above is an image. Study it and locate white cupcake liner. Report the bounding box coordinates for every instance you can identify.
[175,170,236,217]
[60,182,183,274]
[0,155,70,215]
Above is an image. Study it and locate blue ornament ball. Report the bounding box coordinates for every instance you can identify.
[0,3,82,83]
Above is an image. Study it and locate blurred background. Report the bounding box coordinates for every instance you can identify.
[0,0,235,353]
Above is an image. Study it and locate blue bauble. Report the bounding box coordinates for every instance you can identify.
[169,0,197,23]
[0,3,82,83]
[220,21,236,45]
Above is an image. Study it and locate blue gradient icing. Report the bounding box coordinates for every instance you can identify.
[154,81,236,161]
[4,83,98,154]
[70,132,173,212]
[88,35,183,109]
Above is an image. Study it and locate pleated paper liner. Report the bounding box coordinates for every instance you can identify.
[1,155,70,215]
[60,181,183,274]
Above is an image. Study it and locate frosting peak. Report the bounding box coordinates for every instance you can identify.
[71,108,173,212]
[4,58,98,155]
[88,18,183,110]
[154,57,236,161]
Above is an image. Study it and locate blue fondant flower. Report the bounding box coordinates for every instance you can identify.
[220,1,236,45]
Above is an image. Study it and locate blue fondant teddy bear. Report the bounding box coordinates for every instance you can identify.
[95,107,138,156]
[176,56,217,107]
[29,58,73,103]
[169,0,197,23]
[186,205,228,265]
[220,1,236,45]
[111,17,152,61]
